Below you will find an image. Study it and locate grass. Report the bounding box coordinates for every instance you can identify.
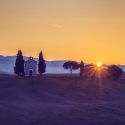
[0,74,125,125]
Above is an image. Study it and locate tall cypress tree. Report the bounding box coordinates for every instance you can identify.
[80,60,84,77]
[38,51,46,74]
[14,50,25,76]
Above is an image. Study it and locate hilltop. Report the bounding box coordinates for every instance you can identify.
[0,56,125,75]
[0,56,77,74]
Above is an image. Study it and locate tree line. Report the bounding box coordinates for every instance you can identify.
[63,61,123,80]
[14,50,123,80]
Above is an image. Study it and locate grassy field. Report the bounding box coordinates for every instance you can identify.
[0,75,125,125]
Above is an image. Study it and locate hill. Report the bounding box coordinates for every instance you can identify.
[0,56,125,75]
[0,75,125,125]
[0,56,79,74]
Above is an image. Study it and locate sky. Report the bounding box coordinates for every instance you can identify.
[0,0,125,64]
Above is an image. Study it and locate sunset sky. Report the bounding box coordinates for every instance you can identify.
[0,0,125,64]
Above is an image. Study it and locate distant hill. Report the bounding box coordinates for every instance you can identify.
[0,56,125,74]
[0,56,79,74]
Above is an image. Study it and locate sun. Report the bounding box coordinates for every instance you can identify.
[96,62,103,67]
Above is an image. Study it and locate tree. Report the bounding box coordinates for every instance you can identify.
[108,65,123,80]
[80,60,84,77]
[38,51,46,74]
[14,50,25,76]
[83,64,96,79]
[63,61,79,76]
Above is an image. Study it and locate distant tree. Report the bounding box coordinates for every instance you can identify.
[80,60,85,77]
[108,65,123,80]
[83,64,96,79]
[63,61,79,76]
[14,50,25,76]
[38,51,46,75]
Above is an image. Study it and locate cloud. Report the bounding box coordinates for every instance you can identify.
[50,24,63,29]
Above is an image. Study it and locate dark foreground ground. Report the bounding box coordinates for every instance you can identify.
[0,74,125,125]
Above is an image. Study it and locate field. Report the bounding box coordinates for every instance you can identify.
[0,74,125,125]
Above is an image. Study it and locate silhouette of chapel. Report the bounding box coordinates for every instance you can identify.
[25,57,37,76]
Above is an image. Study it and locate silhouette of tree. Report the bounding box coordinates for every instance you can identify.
[83,64,96,79]
[63,61,79,76]
[14,50,25,76]
[108,65,123,80]
[38,51,46,75]
[80,60,84,77]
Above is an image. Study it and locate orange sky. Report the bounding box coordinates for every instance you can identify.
[0,0,125,64]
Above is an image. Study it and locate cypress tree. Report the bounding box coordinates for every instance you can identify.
[14,50,25,76]
[38,51,46,74]
[80,60,84,77]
